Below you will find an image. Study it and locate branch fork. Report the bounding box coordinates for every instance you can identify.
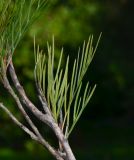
[0,59,76,160]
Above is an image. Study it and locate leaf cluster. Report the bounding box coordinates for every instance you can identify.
[0,0,47,57]
[0,0,48,83]
[34,35,101,138]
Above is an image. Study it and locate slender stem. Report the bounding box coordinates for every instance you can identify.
[35,77,52,116]
[1,60,64,160]
[8,61,52,126]
[47,117,76,160]
[59,110,64,152]
[0,103,38,140]
[3,74,43,139]
[8,61,76,160]
[0,103,64,160]
[38,92,76,160]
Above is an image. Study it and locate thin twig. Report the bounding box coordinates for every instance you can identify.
[0,103,38,140]
[8,61,76,160]
[2,72,43,139]
[38,94,52,116]
[8,61,52,126]
[0,103,64,160]
[1,62,64,159]
[34,76,52,116]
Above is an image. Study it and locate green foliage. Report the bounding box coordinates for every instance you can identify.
[0,0,48,86]
[34,34,101,138]
[0,0,47,58]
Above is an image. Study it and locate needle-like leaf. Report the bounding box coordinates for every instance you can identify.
[34,34,101,137]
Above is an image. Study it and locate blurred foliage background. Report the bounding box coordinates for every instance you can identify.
[0,0,134,159]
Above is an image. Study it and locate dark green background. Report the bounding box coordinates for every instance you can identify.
[0,0,134,159]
